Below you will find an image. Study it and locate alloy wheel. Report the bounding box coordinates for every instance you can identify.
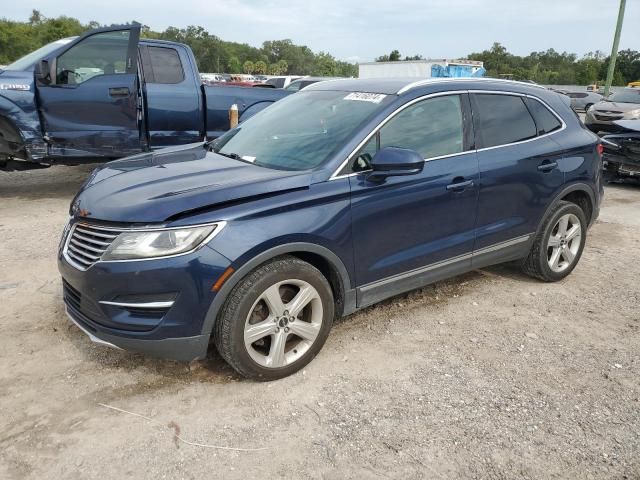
[547,213,582,273]
[243,279,323,368]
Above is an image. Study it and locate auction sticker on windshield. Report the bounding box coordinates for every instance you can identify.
[344,92,387,103]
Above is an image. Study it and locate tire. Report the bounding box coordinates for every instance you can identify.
[521,201,587,282]
[214,255,334,380]
[584,103,593,112]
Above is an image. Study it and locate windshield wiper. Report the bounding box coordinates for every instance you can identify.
[215,151,242,160]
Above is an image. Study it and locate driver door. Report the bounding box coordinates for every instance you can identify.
[36,25,142,159]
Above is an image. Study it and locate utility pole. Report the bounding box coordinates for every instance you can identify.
[604,0,626,97]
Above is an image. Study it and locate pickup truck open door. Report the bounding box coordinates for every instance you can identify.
[35,25,143,160]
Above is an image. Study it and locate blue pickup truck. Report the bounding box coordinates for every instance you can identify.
[0,24,291,171]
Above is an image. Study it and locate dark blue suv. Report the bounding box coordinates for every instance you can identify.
[58,78,603,380]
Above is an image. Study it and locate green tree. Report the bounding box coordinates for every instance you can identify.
[254,60,267,74]
[243,60,254,74]
[277,59,288,74]
[227,56,242,74]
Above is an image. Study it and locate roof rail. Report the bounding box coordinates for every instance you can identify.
[397,77,547,94]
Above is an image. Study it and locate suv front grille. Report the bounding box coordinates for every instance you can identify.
[64,223,123,270]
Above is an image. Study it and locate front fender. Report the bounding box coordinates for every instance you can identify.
[0,94,46,161]
[200,241,354,337]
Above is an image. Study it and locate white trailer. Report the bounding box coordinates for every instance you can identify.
[358,59,484,79]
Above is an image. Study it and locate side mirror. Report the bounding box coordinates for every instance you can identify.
[35,59,51,85]
[366,147,424,182]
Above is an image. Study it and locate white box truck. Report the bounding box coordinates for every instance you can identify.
[358,59,485,79]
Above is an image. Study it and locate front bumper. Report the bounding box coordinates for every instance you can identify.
[58,242,231,361]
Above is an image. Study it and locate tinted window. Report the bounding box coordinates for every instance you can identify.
[380,95,464,159]
[266,78,285,88]
[284,81,303,91]
[56,30,130,85]
[147,46,184,84]
[472,94,537,148]
[523,97,563,135]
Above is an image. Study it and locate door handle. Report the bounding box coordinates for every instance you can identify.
[109,87,130,97]
[446,179,474,192]
[537,161,558,172]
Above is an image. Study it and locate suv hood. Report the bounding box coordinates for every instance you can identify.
[72,143,313,223]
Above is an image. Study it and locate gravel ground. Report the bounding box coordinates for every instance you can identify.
[0,166,639,479]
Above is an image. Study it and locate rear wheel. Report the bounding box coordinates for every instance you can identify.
[522,201,587,282]
[214,256,334,380]
[584,103,593,112]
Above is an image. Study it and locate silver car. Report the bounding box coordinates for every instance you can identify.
[585,88,640,133]
[565,91,603,112]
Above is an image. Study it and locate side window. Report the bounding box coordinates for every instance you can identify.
[345,95,464,174]
[523,97,563,136]
[381,95,464,159]
[56,30,131,85]
[472,94,537,148]
[352,135,378,172]
[146,47,184,84]
[285,81,303,92]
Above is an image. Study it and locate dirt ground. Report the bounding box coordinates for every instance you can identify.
[0,165,638,480]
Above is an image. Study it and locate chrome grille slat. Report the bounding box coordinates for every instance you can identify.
[64,223,124,271]
[75,226,119,239]
[73,232,111,247]
[69,238,104,254]
[67,253,93,266]
[68,244,100,260]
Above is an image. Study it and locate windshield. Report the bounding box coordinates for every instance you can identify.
[212,90,392,171]
[607,90,640,104]
[4,37,76,71]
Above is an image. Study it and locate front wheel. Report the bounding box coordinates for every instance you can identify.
[521,201,587,282]
[214,256,334,380]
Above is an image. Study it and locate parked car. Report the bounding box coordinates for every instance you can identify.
[565,91,603,112]
[284,76,342,92]
[602,120,640,180]
[0,24,291,171]
[58,78,603,380]
[585,88,640,133]
[264,75,304,89]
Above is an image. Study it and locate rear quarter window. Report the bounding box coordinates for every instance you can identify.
[471,94,537,148]
[523,97,563,136]
[145,46,184,84]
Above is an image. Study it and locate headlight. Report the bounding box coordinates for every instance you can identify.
[102,223,222,261]
[628,109,640,119]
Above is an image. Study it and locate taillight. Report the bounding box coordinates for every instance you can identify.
[597,143,604,156]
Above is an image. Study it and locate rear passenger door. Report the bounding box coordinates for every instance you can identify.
[470,93,565,264]
[140,44,205,148]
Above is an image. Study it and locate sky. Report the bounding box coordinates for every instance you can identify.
[3,1,640,62]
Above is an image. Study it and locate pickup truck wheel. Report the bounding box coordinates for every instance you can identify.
[214,256,334,381]
[521,201,587,282]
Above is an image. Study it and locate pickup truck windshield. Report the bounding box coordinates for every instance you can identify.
[4,37,76,71]
[212,90,391,171]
